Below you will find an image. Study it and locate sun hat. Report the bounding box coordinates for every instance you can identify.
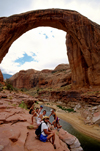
[42,116,49,120]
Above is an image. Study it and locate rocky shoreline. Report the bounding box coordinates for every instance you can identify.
[45,103,100,142]
[0,90,83,151]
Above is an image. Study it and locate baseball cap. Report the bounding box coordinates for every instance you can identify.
[40,105,43,108]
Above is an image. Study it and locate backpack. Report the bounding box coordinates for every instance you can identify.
[29,109,32,114]
[35,122,43,137]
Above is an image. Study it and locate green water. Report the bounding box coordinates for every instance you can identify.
[43,105,100,151]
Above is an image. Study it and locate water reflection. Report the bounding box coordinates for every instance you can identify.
[43,105,100,151]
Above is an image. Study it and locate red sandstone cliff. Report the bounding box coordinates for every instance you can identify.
[0,70,3,82]
[9,64,71,89]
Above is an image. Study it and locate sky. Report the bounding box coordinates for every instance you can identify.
[0,0,100,75]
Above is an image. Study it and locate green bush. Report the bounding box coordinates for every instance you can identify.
[57,105,75,112]
[0,83,3,91]
[6,83,13,91]
[66,108,75,112]
[19,101,27,110]
[37,89,39,94]
[20,88,28,92]
[5,79,14,91]
[35,101,39,104]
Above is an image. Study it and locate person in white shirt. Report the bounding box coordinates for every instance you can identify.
[37,110,46,126]
[40,116,56,149]
[31,107,39,125]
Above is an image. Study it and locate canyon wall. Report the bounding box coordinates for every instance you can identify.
[9,64,71,89]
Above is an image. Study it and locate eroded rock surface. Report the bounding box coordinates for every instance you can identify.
[0,9,100,87]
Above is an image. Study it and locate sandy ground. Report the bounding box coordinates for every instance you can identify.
[44,104,100,142]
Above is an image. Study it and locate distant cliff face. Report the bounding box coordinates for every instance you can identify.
[9,64,71,89]
[9,69,38,89]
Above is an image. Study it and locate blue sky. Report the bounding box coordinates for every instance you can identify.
[0,0,100,75]
[15,53,37,66]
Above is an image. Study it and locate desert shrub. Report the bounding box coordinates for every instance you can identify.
[20,88,28,92]
[37,89,39,94]
[3,86,7,90]
[66,108,75,112]
[57,105,75,112]
[13,87,19,93]
[35,101,39,104]
[12,104,16,107]
[52,71,57,74]
[9,96,12,100]
[57,105,63,109]
[0,83,5,91]
[5,79,14,91]
[6,83,13,91]
[19,101,27,110]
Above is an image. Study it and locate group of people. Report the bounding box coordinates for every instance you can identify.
[29,104,62,149]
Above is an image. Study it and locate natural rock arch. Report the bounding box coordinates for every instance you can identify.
[0,9,100,87]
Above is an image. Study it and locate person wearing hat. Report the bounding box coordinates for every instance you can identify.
[40,116,56,149]
[37,110,46,126]
[38,105,43,115]
[49,109,62,130]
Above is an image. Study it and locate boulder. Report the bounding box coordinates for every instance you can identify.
[58,129,83,150]
[92,111,100,125]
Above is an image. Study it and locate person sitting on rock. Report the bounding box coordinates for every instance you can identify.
[49,109,62,130]
[29,100,37,114]
[38,105,43,115]
[37,110,46,126]
[29,104,35,114]
[40,116,56,149]
[31,107,39,125]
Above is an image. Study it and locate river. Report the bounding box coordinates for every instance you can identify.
[43,105,100,151]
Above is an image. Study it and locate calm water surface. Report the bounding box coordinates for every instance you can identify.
[43,105,100,151]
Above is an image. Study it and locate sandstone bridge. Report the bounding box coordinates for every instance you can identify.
[0,9,100,88]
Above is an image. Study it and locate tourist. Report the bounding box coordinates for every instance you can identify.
[38,105,43,115]
[40,116,56,149]
[29,104,34,114]
[37,110,46,126]
[31,107,39,125]
[29,100,37,114]
[49,109,62,130]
